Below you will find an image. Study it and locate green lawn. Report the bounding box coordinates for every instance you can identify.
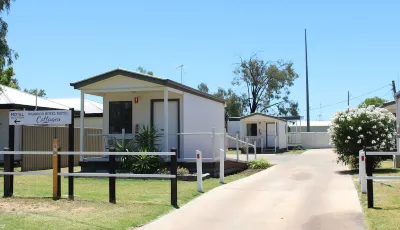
[0,167,261,230]
[353,160,400,230]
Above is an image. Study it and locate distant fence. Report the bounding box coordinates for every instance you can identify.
[288,132,332,149]
[21,126,103,171]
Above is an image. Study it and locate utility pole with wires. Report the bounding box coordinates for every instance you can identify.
[348,91,350,107]
[392,80,397,95]
[176,65,184,84]
[305,29,310,132]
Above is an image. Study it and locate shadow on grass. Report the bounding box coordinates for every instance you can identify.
[336,168,400,175]
[335,169,358,175]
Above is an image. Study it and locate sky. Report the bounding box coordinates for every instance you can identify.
[4,0,400,120]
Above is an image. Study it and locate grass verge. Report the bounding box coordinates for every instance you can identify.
[282,149,307,154]
[0,167,261,229]
[353,160,400,230]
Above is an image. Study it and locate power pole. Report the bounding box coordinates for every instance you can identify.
[348,91,350,107]
[305,29,310,132]
[392,80,397,95]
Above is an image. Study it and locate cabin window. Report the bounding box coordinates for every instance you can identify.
[246,123,257,136]
[109,101,132,134]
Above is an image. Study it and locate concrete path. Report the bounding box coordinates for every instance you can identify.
[140,149,366,230]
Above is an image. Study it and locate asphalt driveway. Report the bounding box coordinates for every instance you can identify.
[139,149,366,230]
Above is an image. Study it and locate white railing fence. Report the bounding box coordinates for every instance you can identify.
[359,149,400,208]
[226,134,256,162]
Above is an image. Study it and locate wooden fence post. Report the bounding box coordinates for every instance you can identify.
[366,154,374,208]
[171,148,178,207]
[52,139,60,200]
[3,147,11,198]
[109,148,116,204]
[68,108,75,200]
[8,122,14,195]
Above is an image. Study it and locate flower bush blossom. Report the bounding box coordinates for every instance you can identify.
[328,106,396,169]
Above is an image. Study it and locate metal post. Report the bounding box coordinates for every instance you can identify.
[275,122,277,152]
[261,138,263,154]
[246,137,249,162]
[236,134,239,162]
[220,149,224,184]
[254,141,257,159]
[171,148,178,207]
[212,127,215,161]
[3,147,11,197]
[80,91,85,161]
[223,128,227,161]
[164,88,169,152]
[196,150,203,192]
[366,154,374,208]
[68,108,75,200]
[109,148,116,204]
[360,150,366,194]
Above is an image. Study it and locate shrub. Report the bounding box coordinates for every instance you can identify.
[329,106,396,169]
[116,125,163,173]
[248,159,271,169]
[241,143,247,154]
[134,125,161,152]
[177,167,190,176]
[131,155,162,174]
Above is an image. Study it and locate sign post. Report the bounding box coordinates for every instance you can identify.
[9,110,72,126]
[52,139,60,200]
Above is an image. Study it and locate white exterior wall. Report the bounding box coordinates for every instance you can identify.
[300,132,332,149]
[81,75,224,161]
[237,115,287,149]
[182,92,224,160]
[227,120,240,137]
[102,90,183,149]
[74,117,103,129]
[278,121,287,149]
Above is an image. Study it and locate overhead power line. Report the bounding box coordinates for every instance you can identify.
[308,84,391,111]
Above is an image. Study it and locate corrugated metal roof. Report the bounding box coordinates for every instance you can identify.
[288,120,331,127]
[0,85,70,110]
[70,68,225,104]
[48,98,103,114]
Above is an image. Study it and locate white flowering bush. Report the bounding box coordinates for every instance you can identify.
[328,106,396,169]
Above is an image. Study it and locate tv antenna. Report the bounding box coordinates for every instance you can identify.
[176,65,184,84]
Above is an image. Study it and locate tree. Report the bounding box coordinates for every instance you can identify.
[329,106,396,169]
[213,87,245,118]
[0,62,47,97]
[232,55,299,116]
[197,83,209,93]
[0,0,18,69]
[136,66,154,76]
[23,88,46,98]
[0,64,18,89]
[359,96,387,108]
